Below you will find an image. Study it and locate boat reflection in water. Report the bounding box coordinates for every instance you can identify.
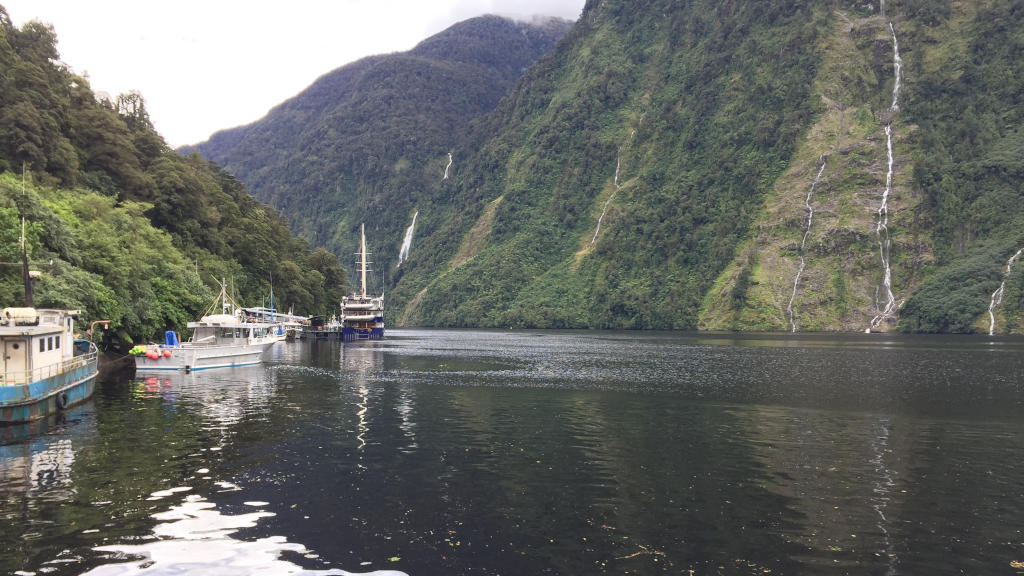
[0,404,92,508]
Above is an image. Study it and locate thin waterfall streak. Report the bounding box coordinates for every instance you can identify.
[988,247,1024,335]
[869,25,903,331]
[787,159,826,332]
[889,23,903,112]
[443,152,453,180]
[592,155,621,245]
[397,211,418,268]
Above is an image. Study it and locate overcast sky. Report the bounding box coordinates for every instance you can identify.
[4,0,584,147]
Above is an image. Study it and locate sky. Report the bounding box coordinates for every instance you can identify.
[3,0,585,147]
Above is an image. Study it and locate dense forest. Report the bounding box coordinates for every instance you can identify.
[0,6,348,347]
[196,0,1024,334]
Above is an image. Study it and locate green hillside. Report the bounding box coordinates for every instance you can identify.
[0,6,348,346]
[401,0,1024,334]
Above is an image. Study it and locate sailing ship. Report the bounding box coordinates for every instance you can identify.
[132,280,278,372]
[341,224,384,341]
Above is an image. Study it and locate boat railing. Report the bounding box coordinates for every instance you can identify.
[1,349,98,386]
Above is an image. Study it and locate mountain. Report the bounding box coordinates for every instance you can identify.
[195,0,1024,334]
[188,15,573,261]
[399,0,1024,334]
[0,5,348,346]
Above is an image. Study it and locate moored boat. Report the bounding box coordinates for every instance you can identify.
[132,281,277,372]
[0,307,99,422]
[341,224,384,341]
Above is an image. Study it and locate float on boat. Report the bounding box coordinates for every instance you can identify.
[341,224,384,341]
[132,281,277,372]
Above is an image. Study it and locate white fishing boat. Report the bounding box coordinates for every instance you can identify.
[341,224,384,341]
[132,281,277,372]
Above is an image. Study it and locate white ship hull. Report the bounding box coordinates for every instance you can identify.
[134,340,274,372]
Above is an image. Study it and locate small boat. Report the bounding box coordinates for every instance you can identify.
[0,308,100,422]
[341,224,384,341]
[132,281,277,372]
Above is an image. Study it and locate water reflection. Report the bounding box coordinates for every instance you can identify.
[0,406,93,508]
[85,491,407,576]
[4,331,1024,575]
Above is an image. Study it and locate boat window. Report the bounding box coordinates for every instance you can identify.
[40,338,45,352]
[56,336,60,349]
[12,343,18,350]
[48,337,54,351]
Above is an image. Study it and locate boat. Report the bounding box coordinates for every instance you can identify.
[1,214,102,422]
[341,224,384,341]
[132,280,277,372]
[1,308,100,422]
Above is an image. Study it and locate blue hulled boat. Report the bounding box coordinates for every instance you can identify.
[1,307,99,422]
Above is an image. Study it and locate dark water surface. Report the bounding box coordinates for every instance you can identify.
[3,329,1024,575]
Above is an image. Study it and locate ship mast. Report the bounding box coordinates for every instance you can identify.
[360,223,367,299]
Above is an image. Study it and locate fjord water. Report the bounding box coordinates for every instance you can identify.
[3,330,1024,575]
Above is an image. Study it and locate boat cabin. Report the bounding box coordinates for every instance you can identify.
[1,308,78,385]
[187,314,271,345]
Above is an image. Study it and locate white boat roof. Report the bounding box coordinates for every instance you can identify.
[188,314,273,329]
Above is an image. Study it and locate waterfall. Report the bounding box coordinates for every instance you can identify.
[397,211,418,268]
[591,156,620,244]
[786,158,827,332]
[988,247,1024,335]
[443,152,453,180]
[591,130,635,245]
[889,23,903,112]
[868,23,903,332]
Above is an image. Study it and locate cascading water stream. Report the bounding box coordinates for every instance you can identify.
[868,22,903,332]
[591,157,620,244]
[591,130,635,245]
[397,211,418,268]
[988,247,1024,335]
[786,158,826,332]
[443,152,453,180]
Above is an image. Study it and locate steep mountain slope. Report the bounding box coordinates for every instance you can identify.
[701,0,1024,333]
[397,0,1023,333]
[398,0,824,329]
[190,15,572,260]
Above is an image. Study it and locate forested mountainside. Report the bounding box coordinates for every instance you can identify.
[197,0,1022,334]
[0,6,348,347]
[188,15,573,261]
